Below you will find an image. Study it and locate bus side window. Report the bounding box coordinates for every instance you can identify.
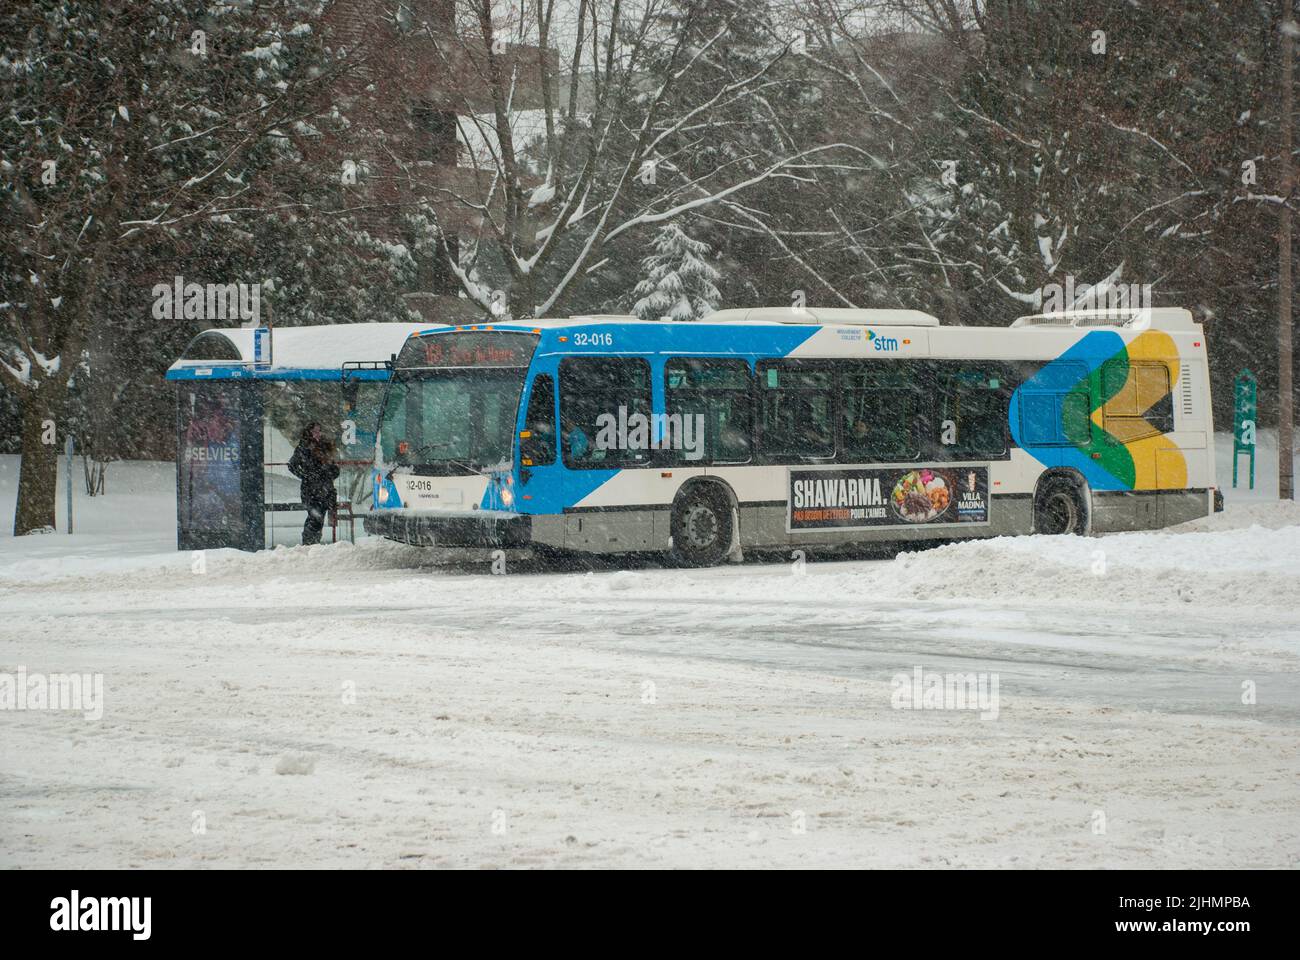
[1102,360,1172,442]
[1017,361,1090,447]
[520,374,556,466]
[840,362,920,462]
[758,363,834,461]
[559,357,652,467]
[1135,362,1174,434]
[936,362,1012,459]
[1020,390,1092,446]
[664,358,753,464]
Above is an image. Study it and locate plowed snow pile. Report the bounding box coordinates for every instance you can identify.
[875,520,1300,609]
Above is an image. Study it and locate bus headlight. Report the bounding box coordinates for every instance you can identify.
[500,486,514,507]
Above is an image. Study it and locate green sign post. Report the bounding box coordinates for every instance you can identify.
[1233,369,1257,489]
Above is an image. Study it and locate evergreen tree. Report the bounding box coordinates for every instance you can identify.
[0,1,376,530]
[631,222,723,321]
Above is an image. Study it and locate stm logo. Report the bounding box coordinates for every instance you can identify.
[866,329,900,352]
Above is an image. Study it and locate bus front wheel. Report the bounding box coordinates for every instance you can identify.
[670,487,733,567]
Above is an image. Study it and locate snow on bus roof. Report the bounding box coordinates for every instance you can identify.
[703,307,942,326]
[166,323,435,381]
[1011,308,1197,330]
[455,309,943,331]
[382,304,1200,343]
[456,315,643,330]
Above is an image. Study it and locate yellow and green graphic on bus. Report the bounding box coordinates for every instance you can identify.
[1011,330,1186,492]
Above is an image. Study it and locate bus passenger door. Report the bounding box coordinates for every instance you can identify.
[516,373,565,537]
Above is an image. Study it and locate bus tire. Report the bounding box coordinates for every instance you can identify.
[1035,476,1087,536]
[670,486,733,567]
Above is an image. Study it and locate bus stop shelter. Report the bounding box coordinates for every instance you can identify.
[165,323,432,551]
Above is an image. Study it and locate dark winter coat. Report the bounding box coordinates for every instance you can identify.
[289,441,340,507]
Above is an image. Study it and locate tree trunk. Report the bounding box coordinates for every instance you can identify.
[510,274,539,320]
[13,386,64,535]
[82,455,108,497]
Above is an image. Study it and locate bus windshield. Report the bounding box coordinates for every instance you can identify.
[379,332,537,473]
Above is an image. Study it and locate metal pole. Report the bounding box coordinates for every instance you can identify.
[64,434,73,534]
[1282,14,1296,500]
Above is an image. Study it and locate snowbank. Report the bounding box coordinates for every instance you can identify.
[3,442,1299,619]
[872,524,1300,610]
[554,518,1300,619]
[4,503,1296,620]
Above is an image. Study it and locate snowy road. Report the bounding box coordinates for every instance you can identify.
[2,454,1298,868]
[2,509,1299,868]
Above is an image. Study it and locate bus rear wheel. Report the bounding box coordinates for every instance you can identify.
[670,487,733,567]
[1035,477,1086,536]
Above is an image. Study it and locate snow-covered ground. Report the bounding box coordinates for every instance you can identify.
[1,438,1297,868]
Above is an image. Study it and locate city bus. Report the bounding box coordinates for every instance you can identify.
[363,306,1220,565]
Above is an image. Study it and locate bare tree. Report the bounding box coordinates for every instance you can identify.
[379,0,866,319]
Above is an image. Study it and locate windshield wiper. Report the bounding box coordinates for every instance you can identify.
[386,442,449,481]
[389,442,489,479]
[439,457,488,477]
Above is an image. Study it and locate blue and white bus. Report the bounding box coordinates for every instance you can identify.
[364,307,1220,565]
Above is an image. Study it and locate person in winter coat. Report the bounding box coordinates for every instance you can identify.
[288,421,340,545]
